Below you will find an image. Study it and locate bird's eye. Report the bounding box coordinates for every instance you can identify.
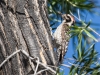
[66,15,69,18]
[66,16,71,22]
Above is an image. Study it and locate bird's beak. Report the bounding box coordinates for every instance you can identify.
[72,21,75,25]
[71,16,75,25]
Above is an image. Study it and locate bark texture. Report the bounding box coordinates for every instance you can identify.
[0,0,57,75]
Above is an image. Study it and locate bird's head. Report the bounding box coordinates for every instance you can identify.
[62,14,75,26]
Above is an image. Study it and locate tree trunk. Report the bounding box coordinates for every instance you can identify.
[0,0,57,75]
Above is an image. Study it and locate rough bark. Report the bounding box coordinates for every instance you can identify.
[0,0,57,75]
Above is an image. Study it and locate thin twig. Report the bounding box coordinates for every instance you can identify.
[66,58,77,61]
[67,62,79,67]
[37,61,56,74]
[0,49,56,74]
[77,9,81,20]
[29,59,35,72]
[21,50,35,72]
[61,64,71,68]
[21,50,34,60]
[0,49,21,68]
[35,69,48,75]
[21,50,56,74]
[33,57,39,75]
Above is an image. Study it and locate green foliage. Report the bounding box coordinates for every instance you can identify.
[70,22,97,58]
[68,20,100,75]
[48,0,100,75]
[48,0,96,14]
[48,0,98,28]
[56,71,64,75]
[69,43,99,75]
[56,68,64,75]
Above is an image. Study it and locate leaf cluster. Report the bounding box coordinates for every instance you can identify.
[48,0,98,28]
[69,21,99,75]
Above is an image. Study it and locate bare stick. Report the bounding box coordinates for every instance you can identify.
[33,57,39,75]
[77,9,81,20]
[61,64,71,68]
[35,69,48,75]
[0,49,21,68]
[21,50,35,72]
[21,50,34,60]
[35,60,56,74]
[29,59,35,72]
[21,50,56,74]
[0,49,56,74]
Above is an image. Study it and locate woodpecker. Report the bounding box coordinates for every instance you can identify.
[53,14,75,64]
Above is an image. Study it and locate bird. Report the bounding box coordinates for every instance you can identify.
[53,14,75,64]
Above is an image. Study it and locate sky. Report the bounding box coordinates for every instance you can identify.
[59,0,100,75]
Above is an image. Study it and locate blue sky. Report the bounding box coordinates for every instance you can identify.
[59,0,100,75]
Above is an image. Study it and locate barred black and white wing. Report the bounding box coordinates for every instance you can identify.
[53,14,75,64]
